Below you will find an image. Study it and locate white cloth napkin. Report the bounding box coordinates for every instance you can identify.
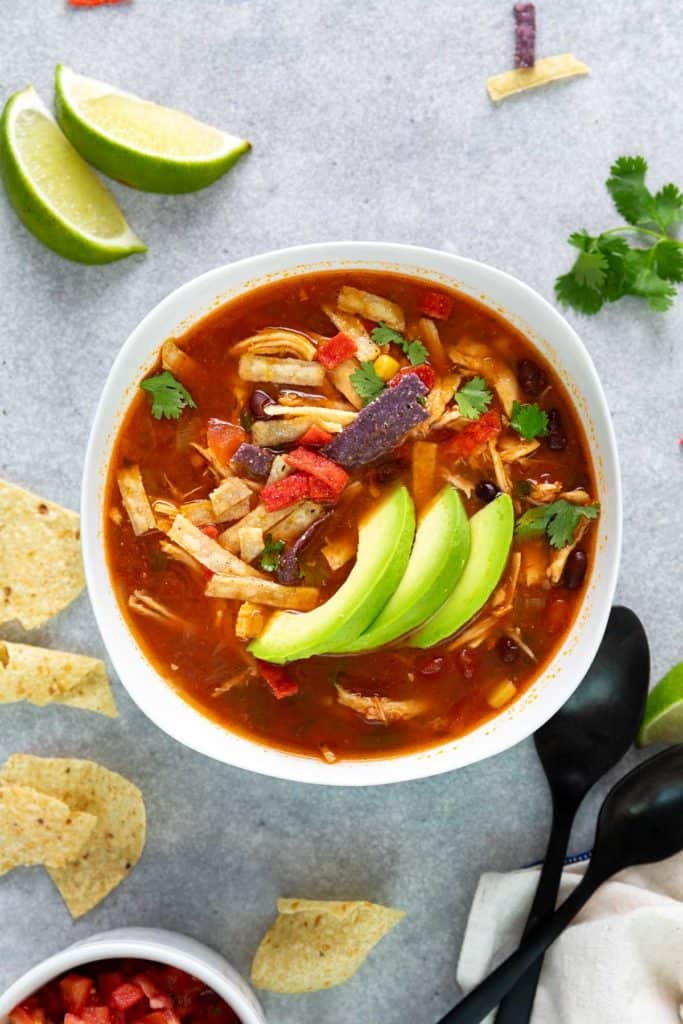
[457,852,683,1023]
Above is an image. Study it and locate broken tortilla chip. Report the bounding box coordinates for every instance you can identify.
[251,898,405,993]
[487,54,590,102]
[0,783,97,876]
[0,755,145,918]
[0,479,84,629]
[0,642,117,718]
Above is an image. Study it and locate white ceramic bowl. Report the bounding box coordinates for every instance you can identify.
[0,928,265,1024]
[82,242,621,786]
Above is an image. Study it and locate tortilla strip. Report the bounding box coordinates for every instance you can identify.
[0,755,146,918]
[117,466,156,536]
[0,479,84,629]
[0,642,117,718]
[238,354,325,387]
[337,286,405,332]
[263,404,357,425]
[206,574,319,610]
[179,500,215,527]
[322,304,379,361]
[168,515,262,577]
[210,478,253,521]
[487,54,590,103]
[0,783,97,875]
[219,504,297,552]
[251,898,405,993]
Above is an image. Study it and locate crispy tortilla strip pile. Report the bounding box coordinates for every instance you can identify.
[0,783,96,876]
[0,642,117,717]
[0,755,146,918]
[0,479,84,629]
[251,898,405,993]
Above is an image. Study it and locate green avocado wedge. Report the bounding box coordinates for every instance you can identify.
[342,485,471,653]
[409,493,514,650]
[249,487,416,664]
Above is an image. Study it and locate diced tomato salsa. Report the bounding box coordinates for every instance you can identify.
[10,962,241,1024]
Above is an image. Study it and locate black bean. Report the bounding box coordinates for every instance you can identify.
[475,480,500,504]
[518,358,547,397]
[249,388,273,419]
[546,408,567,451]
[562,549,587,590]
[497,636,520,664]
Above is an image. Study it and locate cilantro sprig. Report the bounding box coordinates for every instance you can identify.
[371,323,428,365]
[260,534,285,572]
[510,401,549,440]
[350,360,386,405]
[453,376,492,420]
[516,500,600,549]
[555,157,683,314]
[140,370,197,420]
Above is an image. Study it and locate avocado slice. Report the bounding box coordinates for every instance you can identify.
[342,485,471,653]
[248,486,416,664]
[409,492,514,649]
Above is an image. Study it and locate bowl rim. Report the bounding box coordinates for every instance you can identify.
[82,241,622,786]
[0,928,265,1024]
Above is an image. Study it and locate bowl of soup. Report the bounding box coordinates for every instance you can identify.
[82,242,621,785]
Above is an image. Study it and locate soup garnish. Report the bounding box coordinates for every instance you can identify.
[104,271,599,762]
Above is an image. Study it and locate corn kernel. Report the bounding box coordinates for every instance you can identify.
[373,354,401,381]
[486,680,518,709]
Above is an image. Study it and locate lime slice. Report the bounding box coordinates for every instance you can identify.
[0,86,145,264]
[637,663,683,747]
[55,64,251,193]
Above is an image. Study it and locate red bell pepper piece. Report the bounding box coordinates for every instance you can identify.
[420,290,454,320]
[256,660,299,699]
[299,424,334,446]
[388,363,436,391]
[206,419,247,464]
[109,986,145,1013]
[283,448,349,497]
[445,410,502,458]
[308,478,338,502]
[261,472,311,512]
[316,332,357,369]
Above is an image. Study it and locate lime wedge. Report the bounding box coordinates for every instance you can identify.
[0,86,145,264]
[637,663,683,747]
[55,64,251,193]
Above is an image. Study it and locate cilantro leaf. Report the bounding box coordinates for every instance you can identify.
[140,370,197,420]
[453,376,493,420]
[350,360,387,405]
[652,182,683,229]
[509,401,549,440]
[607,156,655,227]
[371,323,428,365]
[652,240,683,282]
[515,500,600,549]
[260,534,285,573]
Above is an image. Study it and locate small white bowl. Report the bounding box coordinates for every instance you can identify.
[82,242,622,786]
[0,928,265,1024]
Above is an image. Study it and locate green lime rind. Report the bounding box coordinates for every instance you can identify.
[0,87,145,265]
[55,64,251,194]
[637,663,683,747]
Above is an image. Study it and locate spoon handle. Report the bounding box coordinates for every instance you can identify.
[493,802,577,1023]
[438,871,598,1024]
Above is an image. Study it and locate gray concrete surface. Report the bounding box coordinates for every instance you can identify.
[0,1,681,1022]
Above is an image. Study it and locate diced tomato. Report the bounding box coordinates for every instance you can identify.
[261,472,311,512]
[388,363,436,391]
[299,424,334,446]
[132,977,172,1011]
[60,977,94,1015]
[206,419,247,464]
[10,1006,46,1024]
[283,448,349,498]
[109,985,145,1013]
[83,1008,112,1024]
[420,290,454,320]
[199,524,219,539]
[97,975,125,1004]
[445,410,502,459]
[138,1013,181,1024]
[256,660,299,699]
[64,1015,85,1024]
[316,332,357,369]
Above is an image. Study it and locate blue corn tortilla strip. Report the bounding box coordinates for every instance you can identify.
[322,373,429,469]
[514,3,536,69]
[231,443,275,477]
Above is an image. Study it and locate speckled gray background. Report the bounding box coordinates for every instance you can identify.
[0,1,681,1021]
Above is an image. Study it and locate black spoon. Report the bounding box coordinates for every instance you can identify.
[493,605,649,1024]
[439,744,683,1024]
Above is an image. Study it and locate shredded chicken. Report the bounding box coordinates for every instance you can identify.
[161,338,201,382]
[529,480,563,503]
[180,499,215,526]
[417,317,448,371]
[499,438,541,463]
[547,518,589,584]
[448,340,521,416]
[448,615,501,650]
[190,443,230,480]
[329,358,363,409]
[129,590,187,629]
[159,539,203,575]
[488,439,511,494]
[560,488,593,505]
[415,373,460,436]
[212,669,253,697]
[231,328,317,361]
[521,541,549,587]
[235,602,267,640]
[442,469,477,498]
[504,626,537,662]
[322,304,379,361]
[335,684,427,723]
[491,552,522,615]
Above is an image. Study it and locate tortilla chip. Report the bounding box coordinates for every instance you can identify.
[0,755,146,918]
[0,479,84,629]
[0,783,97,875]
[251,898,405,993]
[0,642,117,717]
[487,54,590,102]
